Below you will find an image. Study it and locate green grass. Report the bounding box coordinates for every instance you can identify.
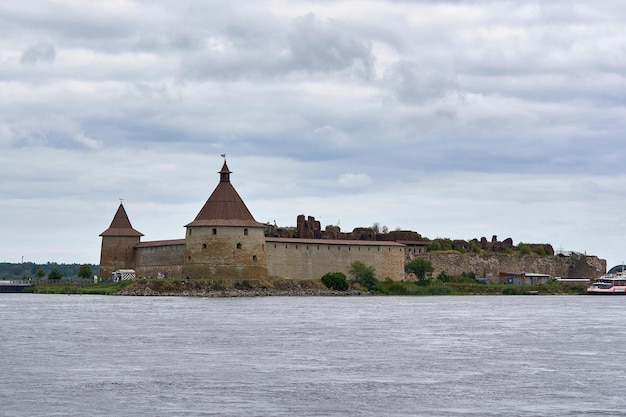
[374,279,587,296]
[24,280,133,295]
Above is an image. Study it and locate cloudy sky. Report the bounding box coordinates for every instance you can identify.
[2,1,626,270]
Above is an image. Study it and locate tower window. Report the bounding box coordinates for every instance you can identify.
[212,228,217,235]
[188,229,192,236]
[244,228,248,236]
[202,244,207,249]
[236,243,242,249]
[253,255,258,262]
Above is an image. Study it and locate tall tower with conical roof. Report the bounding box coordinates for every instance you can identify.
[99,203,143,279]
[183,160,268,279]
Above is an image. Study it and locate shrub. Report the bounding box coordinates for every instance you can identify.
[502,287,526,295]
[436,271,451,282]
[320,272,349,291]
[428,241,441,251]
[405,258,434,281]
[460,271,476,282]
[517,242,531,254]
[426,286,452,295]
[348,261,378,291]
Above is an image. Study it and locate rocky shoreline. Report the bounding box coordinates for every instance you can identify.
[114,278,364,297]
[116,287,363,297]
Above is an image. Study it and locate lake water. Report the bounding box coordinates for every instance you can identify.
[1,294,624,416]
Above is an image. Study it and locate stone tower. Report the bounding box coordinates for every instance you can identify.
[99,203,143,279]
[183,160,268,279]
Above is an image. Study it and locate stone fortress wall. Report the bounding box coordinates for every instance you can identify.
[266,238,406,281]
[414,251,606,282]
[134,241,185,278]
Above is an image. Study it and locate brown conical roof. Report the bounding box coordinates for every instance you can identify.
[100,203,144,237]
[185,161,264,228]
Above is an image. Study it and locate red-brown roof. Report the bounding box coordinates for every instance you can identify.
[185,161,264,228]
[265,237,406,247]
[99,203,144,237]
[135,239,185,248]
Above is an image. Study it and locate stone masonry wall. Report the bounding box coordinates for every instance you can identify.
[266,239,405,281]
[419,251,606,282]
[183,226,268,279]
[99,236,140,279]
[135,244,185,278]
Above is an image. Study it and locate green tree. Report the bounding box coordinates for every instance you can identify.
[405,258,434,282]
[77,264,93,280]
[48,268,63,282]
[517,243,531,254]
[428,241,441,251]
[320,272,349,291]
[35,268,46,280]
[348,261,378,291]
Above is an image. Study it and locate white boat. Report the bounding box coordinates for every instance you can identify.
[587,267,626,294]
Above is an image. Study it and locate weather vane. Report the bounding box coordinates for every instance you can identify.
[221,153,226,160]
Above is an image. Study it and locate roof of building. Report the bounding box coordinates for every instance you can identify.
[99,203,144,237]
[135,239,186,248]
[185,161,265,228]
[265,237,406,247]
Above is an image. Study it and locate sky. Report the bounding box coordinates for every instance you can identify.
[2,0,626,270]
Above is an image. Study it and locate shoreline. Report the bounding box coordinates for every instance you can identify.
[115,286,364,297]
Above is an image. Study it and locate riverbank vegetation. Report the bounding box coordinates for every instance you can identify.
[318,260,589,295]
[23,280,132,295]
[22,277,587,296]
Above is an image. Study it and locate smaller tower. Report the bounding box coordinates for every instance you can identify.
[99,203,143,279]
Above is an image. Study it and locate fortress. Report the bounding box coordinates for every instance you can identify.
[99,159,606,282]
[99,160,406,281]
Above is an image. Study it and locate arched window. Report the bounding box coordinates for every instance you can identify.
[202,243,207,249]
[253,255,258,262]
[212,228,217,235]
[236,243,242,249]
[244,228,248,236]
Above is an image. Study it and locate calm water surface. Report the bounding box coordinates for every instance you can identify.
[1,294,625,416]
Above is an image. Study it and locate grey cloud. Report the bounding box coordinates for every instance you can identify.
[180,13,374,80]
[21,41,56,64]
[286,13,373,76]
[0,118,100,149]
[384,60,457,103]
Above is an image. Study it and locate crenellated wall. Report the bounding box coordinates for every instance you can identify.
[418,251,606,281]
